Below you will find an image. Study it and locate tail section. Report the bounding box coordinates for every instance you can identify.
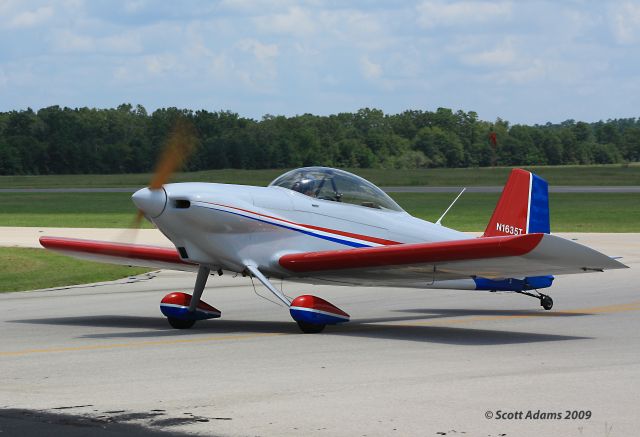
[483,169,550,237]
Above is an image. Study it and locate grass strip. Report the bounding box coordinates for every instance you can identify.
[1,164,639,188]
[0,192,637,232]
[0,247,150,293]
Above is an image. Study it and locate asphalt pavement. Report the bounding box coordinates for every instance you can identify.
[0,233,638,436]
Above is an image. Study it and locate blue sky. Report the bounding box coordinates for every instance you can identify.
[1,0,639,124]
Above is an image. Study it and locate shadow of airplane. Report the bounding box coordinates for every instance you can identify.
[9,310,590,346]
[0,408,203,437]
[393,308,591,317]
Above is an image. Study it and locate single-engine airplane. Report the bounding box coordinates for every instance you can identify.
[41,165,628,333]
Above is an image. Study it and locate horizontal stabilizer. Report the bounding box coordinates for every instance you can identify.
[279,233,627,282]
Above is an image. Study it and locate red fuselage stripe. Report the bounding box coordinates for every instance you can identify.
[200,201,400,246]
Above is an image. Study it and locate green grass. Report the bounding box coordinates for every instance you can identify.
[0,191,638,231]
[0,193,152,228]
[1,163,639,188]
[390,192,640,232]
[0,247,149,292]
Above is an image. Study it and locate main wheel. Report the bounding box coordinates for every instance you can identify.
[296,321,326,334]
[167,317,196,329]
[540,295,553,311]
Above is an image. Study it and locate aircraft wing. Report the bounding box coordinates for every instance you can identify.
[39,236,197,272]
[278,233,628,282]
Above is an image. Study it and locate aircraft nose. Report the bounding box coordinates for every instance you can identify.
[132,187,167,218]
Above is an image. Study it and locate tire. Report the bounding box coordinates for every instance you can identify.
[168,317,196,329]
[296,321,326,334]
[541,295,553,311]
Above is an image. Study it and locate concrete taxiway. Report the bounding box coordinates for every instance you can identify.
[0,232,638,436]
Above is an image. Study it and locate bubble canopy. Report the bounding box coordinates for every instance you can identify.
[269,167,403,212]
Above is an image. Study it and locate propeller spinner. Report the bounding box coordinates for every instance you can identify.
[132,117,197,225]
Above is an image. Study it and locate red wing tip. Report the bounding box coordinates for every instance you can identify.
[39,236,190,266]
[39,236,171,251]
[40,236,101,247]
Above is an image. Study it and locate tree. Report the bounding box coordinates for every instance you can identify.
[0,106,636,175]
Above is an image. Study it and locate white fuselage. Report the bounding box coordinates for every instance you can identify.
[147,182,477,289]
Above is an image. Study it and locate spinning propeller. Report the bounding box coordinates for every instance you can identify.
[132,117,198,228]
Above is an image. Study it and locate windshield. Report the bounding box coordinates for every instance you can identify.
[269,167,403,212]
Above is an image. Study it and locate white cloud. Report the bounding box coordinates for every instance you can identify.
[495,59,548,85]
[0,0,17,15]
[234,39,279,92]
[7,5,54,29]
[0,67,7,88]
[207,53,234,79]
[237,39,279,61]
[610,1,640,44]
[416,0,511,28]
[101,33,143,54]
[52,29,95,53]
[360,56,382,80]
[318,9,387,50]
[0,1,637,123]
[219,0,295,13]
[254,6,316,36]
[124,0,148,14]
[51,28,144,54]
[461,38,517,67]
[144,53,178,75]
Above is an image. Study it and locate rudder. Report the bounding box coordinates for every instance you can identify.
[483,169,550,237]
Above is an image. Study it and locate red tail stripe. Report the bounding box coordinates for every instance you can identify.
[483,168,531,237]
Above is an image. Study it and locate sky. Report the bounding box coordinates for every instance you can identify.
[1,0,639,124]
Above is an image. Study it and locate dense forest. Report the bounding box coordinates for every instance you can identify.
[0,104,639,175]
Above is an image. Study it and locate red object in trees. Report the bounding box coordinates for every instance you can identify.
[489,131,497,146]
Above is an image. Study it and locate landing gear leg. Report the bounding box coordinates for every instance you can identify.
[244,265,291,307]
[165,265,211,330]
[244,265,349,334]
[515,290,554,311]
[188,265,211,313]
[244,265,327,334]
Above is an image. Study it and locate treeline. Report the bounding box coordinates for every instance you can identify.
[0,104,639,175]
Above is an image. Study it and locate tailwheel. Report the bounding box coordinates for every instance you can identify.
[296,321,326,334]
[168,317,196,329]
[540,294,554,311]
[515,289,554,311]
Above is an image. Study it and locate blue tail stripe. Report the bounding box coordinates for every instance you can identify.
[528,174,550,234]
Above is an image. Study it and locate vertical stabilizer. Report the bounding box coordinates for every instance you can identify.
[483,169,550,237]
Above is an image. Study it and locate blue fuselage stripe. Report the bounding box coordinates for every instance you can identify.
[193,204,371,248]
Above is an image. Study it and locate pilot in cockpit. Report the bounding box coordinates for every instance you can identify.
[292,178,317,197]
